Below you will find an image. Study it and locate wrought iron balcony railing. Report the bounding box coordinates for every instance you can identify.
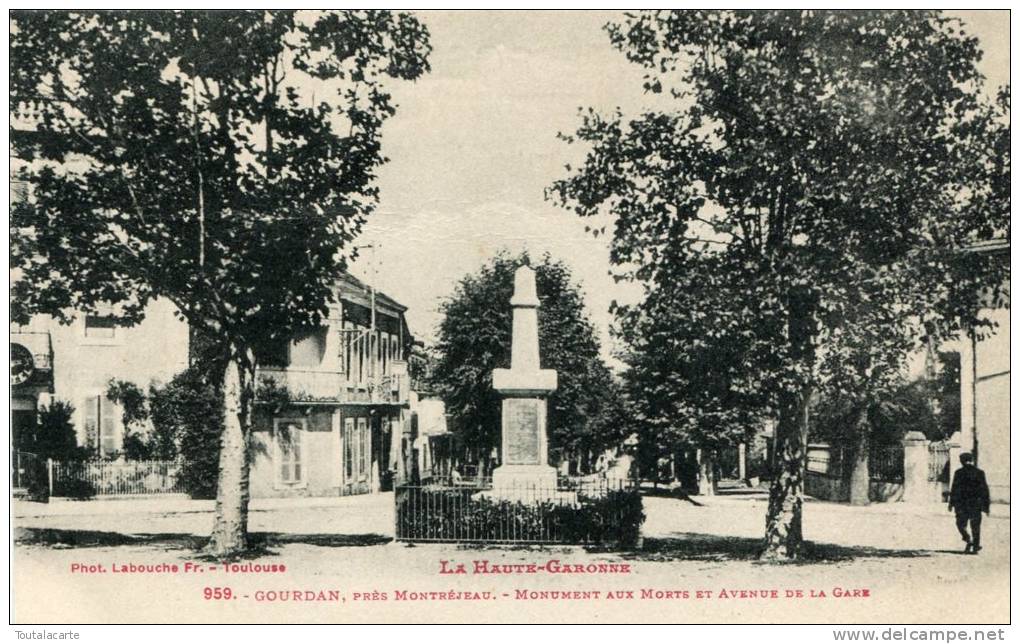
[255,366,409,405]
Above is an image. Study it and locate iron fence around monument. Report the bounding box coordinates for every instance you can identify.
[394,476,643,546]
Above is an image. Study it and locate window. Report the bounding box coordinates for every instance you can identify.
[274,419,304,485]
[343,418,355,480]
[389,417,401,468]
[84,306,116,339]
[358,418,370,478]
[343,417,370,484]
[84,395,120,457]
[382,335,389,374]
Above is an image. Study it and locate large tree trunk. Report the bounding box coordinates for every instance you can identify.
[763,287,818,561]
[763,386,812,560]
[206,346,255,558]
[849,404,871,506]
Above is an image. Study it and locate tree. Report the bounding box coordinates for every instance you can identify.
[21,401,87,501]
[813,349,963,503]
[550,10,1008,558]
[107,379,170,460]
[616,255,771,493]
[431,252,628,474]
[35,401,84,461]
[10,10,430,555]
[150,367,226,499]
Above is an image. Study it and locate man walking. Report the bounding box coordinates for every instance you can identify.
[948,453,991,554]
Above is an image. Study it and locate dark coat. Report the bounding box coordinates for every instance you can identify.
[949,465,990,516]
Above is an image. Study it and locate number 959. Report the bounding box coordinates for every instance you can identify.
[204,587,233,600]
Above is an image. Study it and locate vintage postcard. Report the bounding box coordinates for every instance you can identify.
[8,9,1011,626]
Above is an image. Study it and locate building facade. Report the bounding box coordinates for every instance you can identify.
[247,273,416,498]
[957,241,1010,503]
[12,272,422,500]
[11,300,191,457]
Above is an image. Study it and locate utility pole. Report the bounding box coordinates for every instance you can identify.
[971,331,978,464]
[368,244,376,339]
[341,244,380,392]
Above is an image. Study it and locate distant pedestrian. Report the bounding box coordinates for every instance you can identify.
[948,453,990,554]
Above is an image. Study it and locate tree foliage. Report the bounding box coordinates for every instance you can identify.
[550,10,1008,557]
[617,253,772,466]
[35,401,86,461]
[107,378,182,461]
[431,252,628,470]
[150,367,226,499]
[812,350,962,447]
[102,368,226,496]
[11,10,430,344]
[10,10,430,555]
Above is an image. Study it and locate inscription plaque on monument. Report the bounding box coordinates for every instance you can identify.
[505,398,540,464]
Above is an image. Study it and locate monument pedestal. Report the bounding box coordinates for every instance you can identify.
[487,265,560,503]
[492,464,558,491]
[489,393,559,500]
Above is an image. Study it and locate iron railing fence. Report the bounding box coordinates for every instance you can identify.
[395,477,642,545]
[256,366,408,404]
[51,459,185,496]
[928,441,951,483]
[805,445,903,483]
[12,450,40,490]
[420,473,492,489]
[417,473,624,490]
[869,446,904,482]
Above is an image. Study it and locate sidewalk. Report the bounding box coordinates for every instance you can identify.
[13,490,394,518]
[646,480,1011,520]
[701,489,1011,520]
[13,492,396,540]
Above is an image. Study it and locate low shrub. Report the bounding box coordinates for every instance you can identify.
[555,489,645,547]
[52,478,96,500]
[22,458,50,502]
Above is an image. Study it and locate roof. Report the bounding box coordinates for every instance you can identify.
[338,272,407,313]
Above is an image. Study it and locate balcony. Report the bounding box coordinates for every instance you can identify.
[255,362,410,406]
[256,368,345,402]
[368,371,408,405]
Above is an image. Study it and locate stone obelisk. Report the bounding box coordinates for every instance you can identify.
[492,265,558,492]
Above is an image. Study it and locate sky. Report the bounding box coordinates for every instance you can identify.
[347,10,1010,363]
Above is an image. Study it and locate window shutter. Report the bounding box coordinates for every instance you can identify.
[344,418,355,483]
[84,396,99,449]
[275,421,304,485]
[100,397,118,456]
